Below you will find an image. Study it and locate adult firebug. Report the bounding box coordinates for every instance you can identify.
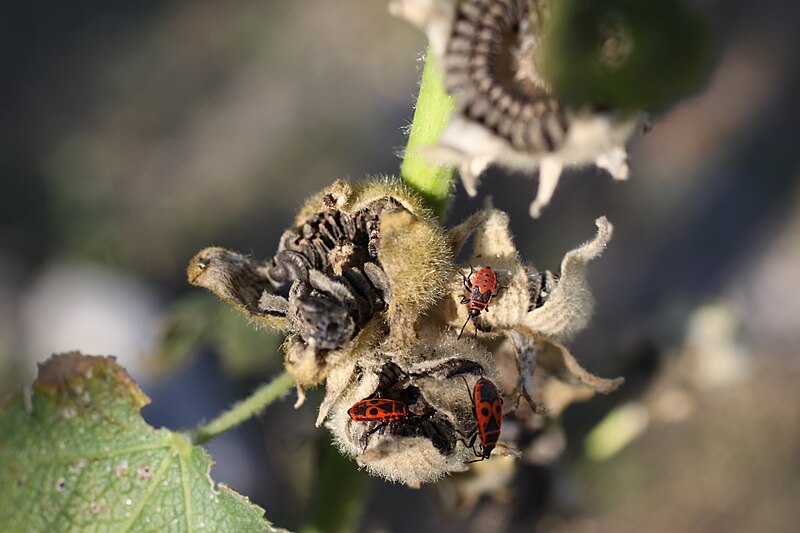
[461,376,503,462]
[458,266,499,339]
[348,397,408,422]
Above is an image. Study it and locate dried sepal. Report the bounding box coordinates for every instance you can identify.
[524,216,612,341]
[536,336,624,395]
[437,209,530,334]
[283,313,386,390]
[507,331,546,414]
[296,178,435,224]
[441,213,613,341]
[391,0,644,217]
[357,437,465,488]
[315,355,360,427]
[507,330,622,417]
[539,379,597,418]
[436,208,537,335]
[339,178,436,220]
[446,209,488,257]
[187,247,287,330]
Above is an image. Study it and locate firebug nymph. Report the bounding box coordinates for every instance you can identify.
[458,266,499,339]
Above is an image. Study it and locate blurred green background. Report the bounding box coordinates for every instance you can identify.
[2,1,799,531]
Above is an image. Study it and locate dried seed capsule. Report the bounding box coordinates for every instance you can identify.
[267,207,378,286]
[527,268,557,311]
[444,0,568,153]
[392,0,645,216]
[325,336,503,487]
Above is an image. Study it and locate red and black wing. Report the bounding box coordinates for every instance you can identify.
[473,378,503,456]
[348,398,408,421]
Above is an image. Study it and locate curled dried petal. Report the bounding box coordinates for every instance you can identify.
[524,216,613,340]
[297,178,435,224]
[187,247,286,330]
[537,337,624,395]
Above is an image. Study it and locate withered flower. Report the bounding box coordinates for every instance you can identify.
[437,208,623,413]
[187,179,451,403]
[390,0,644,217]
[423,207,623,501]
[188,178,622,487]
[322,336,500,487]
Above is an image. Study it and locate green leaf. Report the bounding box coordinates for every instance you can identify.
[0,352,286,532]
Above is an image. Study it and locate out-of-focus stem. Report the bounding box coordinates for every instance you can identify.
[400,49,456,220]
[301,439,368,533]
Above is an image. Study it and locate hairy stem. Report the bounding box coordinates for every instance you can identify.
[400,49,456,220]
[188,371,295,445]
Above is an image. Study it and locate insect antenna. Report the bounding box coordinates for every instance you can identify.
[457,313,472,340]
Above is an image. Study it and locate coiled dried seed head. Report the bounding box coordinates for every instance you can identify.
[188,179,452,390]
[391,0,645,217]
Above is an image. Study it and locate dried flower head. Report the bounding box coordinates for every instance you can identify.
[188,178,623,487]
[188,179,451,397]
[390,0,645,217]
[323,335,506,487]
[435,208,623,413]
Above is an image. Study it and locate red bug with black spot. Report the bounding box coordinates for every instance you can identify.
[461,376,504,462]
[458,266,498,339]
[348,397,408,422]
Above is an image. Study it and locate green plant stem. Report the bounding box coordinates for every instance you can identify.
[188,371,295,445]
[301,438,368,533]
[400,48,456,220]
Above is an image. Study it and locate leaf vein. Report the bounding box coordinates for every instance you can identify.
[119,448,176,532]
[180,451,193,532]
[35,442,171,466]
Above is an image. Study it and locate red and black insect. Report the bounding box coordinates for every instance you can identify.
[348,397,408,422]
[458,266,498,339]
[461,376,504,462]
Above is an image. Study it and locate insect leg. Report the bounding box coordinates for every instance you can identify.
[366,420,389,436]
[461,266,475,292]
[457,314,473,340]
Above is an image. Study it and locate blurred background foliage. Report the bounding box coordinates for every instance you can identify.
[2,0,800,531]
[541,0,712,111]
